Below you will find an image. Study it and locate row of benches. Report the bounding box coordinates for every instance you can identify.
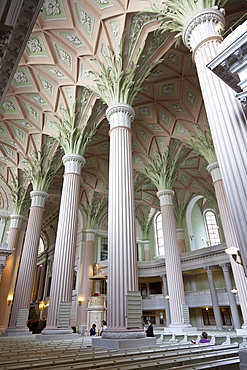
[0,335,241,370]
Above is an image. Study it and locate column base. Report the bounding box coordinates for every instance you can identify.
[36,333,79,341]
[78,325,87,335]
[92,337,156,350]
[101,328,146,339]
[2,327,32,336]
[36,326,79,341]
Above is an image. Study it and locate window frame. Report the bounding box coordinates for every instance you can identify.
[204,209,221,246]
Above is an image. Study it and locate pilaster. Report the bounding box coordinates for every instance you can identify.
[205,266,223,330]
[219,262,241,329]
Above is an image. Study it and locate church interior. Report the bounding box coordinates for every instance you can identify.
[0,0,247,368]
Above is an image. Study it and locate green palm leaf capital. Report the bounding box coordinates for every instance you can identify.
[142,0,229,46]
[88,34,163,106]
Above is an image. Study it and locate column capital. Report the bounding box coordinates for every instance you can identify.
[0,215,8,223]
[160,274,167,281]
[85,229,96,242]
[157,189,174,206]
[205,265,213,275]
[176,228,184,240]
[182,7,225,52]
[106,103,135,130]
[30,191,49,208]
[9,214,26,229]
[219,262,230,272]
[207,162,222,182]
[62,154,85,175]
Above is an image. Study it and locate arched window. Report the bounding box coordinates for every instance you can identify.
[155,212,164,256]
[204,210,221,246]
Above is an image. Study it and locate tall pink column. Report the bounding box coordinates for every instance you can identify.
[77,230,95,333]
[5,191,48,335]
[104,103,141,336]
[207,162,247,330]
[157,190,190,328]
[42,154,85,335]
[182,8,247,272]
[0,215,26,331]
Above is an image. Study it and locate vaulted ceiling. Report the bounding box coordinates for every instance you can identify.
[0,0,245,228]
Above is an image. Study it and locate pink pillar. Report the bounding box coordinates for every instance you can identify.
[144,240,150,261]
[105,103,140,336]
[208,162,247,329]
[0,215,26,330]
[157,190,190,328]
[176,228,185,254]
[43,154,84,334]
[6,191,48,334]
[77,230,95,332]
[182,8,247,273]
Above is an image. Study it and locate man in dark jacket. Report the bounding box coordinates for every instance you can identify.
[146,320,154,337]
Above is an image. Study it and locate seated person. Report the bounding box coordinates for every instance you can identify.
[90,324,96,336]
[199,331,210,343]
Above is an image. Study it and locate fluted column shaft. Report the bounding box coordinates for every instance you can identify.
[220,263,241,329]
[176,228,185,254]
[0,216,8,242]
[44,154,84,331]
[37,262,47,302]
[157,190,189,327]
[205,266,223,330]
[208,162,247,327]
[78,230,95,326]
[183,8,247,272]
[106,104,138,330]
[161,274,171,327]
[0,215,26,329]
[144,240,150,261]
[8,192,48,329]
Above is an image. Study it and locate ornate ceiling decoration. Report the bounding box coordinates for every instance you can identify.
[0,0,245,225]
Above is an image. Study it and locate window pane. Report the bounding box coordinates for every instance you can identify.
[100,237,108,261]
[205,210,221,246]
[156,213,164,255]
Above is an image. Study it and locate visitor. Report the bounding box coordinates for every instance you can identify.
[90,324,96,336]
[199,331,210,343]
[146,320,154,337]
[100,320,107,335]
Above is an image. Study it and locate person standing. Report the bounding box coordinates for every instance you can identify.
[100,320,107,336]
[146,320,154,337]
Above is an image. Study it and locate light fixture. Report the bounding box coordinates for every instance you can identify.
[78,299,83,306]
[225,246,243,265]
[231,288,238,294]
[39,301,44,309]
[165,295,169,300]
[205,307,208,311]
[215,21,224,35]
[7,299,12,306]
